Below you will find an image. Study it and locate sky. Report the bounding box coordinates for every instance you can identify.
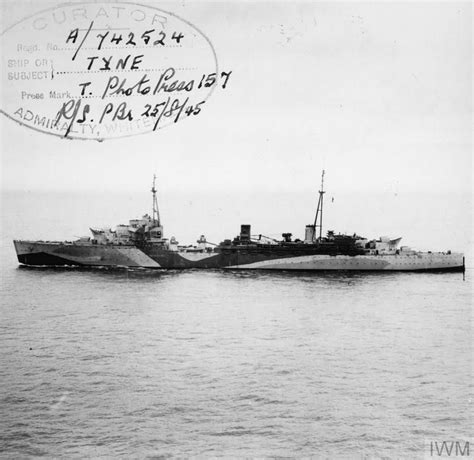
[0,0,472,252]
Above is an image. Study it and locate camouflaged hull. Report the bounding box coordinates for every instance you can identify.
[13,240,464,271]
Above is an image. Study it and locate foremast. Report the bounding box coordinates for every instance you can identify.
[151,174,161,227]
[147,174,164,242]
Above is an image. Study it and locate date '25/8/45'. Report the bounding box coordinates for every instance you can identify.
[56,96,205,136]
[54,70,232,136]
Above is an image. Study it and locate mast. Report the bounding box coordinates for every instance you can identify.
[313,170,326,241]
[151,174,160,226]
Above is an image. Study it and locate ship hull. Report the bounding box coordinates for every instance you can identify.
[226,253,464,271]
[13,240,160,268]
[13,240,464,272]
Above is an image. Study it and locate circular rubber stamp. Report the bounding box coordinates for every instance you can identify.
[1,2,231,140]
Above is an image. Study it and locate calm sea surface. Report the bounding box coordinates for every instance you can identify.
[1,191,472,458]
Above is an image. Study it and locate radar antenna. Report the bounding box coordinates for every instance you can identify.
[313,170,326,241]
[151,174,161,226]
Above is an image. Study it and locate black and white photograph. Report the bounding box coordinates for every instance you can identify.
[0,0,472,457]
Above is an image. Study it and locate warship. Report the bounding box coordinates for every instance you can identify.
[13,173,464,271]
